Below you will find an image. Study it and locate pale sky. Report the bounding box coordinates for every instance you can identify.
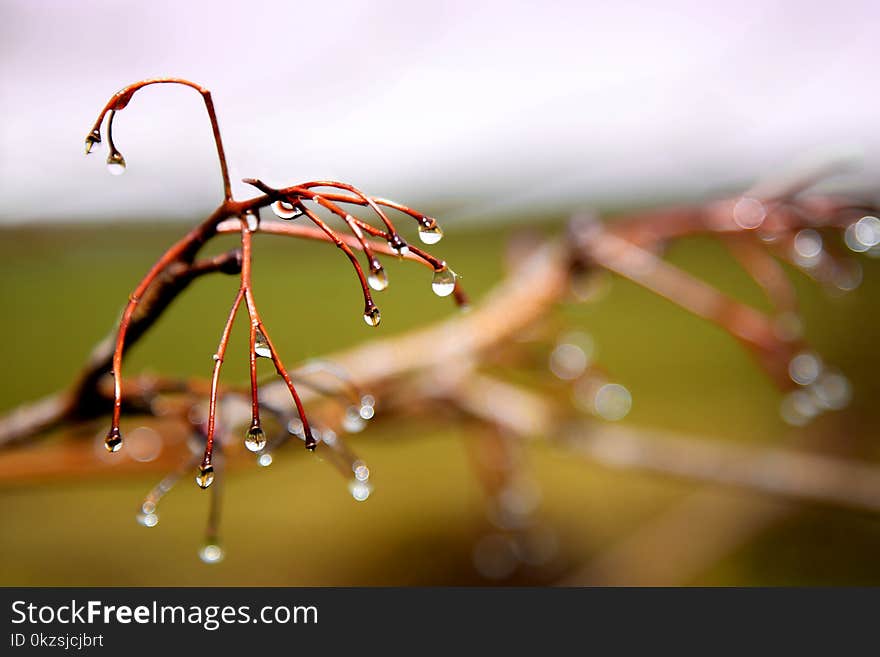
[1,0,878,224]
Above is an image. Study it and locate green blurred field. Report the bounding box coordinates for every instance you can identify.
[1,215,879,585]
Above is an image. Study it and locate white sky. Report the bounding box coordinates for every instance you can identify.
[1,0,878,224]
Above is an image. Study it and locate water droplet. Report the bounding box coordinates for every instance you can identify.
[195,464,215,489]
[212,353,220,362]
[271,200,302,220]
[106,151,126,175]
[353,462,370,481]
[788,352,822,386]
[199,543,225,564]
[732,197,766,230]
[361,394,375,408]
[343,406,366,433]
[84,130,101,154]
[388,234,410,257]
[257,453,273,467]
[244,212,259,232]
[368,267,388,291]
[363,306,381,327]
[142,501,157,514]
[593,383,632,421]
[349,479,372,501]
[105,427,123,453]
[418,223,443,245]
[245,424,267,452]
[136,512,159,528]
[431,267,456,297]
[359,404,375,420]
[254,329,272,358]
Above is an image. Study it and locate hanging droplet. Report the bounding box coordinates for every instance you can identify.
[363,306,381,327]
[84,129,102,154]
[368,266,389,291]
[343,406,366,433]
[304,430,317,451]
[431,267,456,297]
[418,223,443,245]
[348,479,372,502]
[195,464,215,489]
[257,452,273,467]
[245,424,267,452]
[388,234,410,257]
[136,511,159,528]
[244,212,259,232]
[199,543,225,564]
[359,403,375,420]
[271,200,302,220]
[106,150,126,175]
[254,329,272,358]
[105,427,123,453]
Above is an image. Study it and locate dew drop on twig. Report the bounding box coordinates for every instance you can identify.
[368,267,389,291]
[195,464,215,489]
[106,151,126,175]
[431,267,456,297]
[254,329,272,358]
[105,427,123,453]
[245,424,267,453]
[363,307,381,327]
[418,223,443,245]
[271,200,302,220]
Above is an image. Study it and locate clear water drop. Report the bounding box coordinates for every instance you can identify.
[271,200,302,220]
[84,130,101,154]
[245,424,267,452]
[199,544,225,564]
[363,307,381,327]
[368,267,388,291]
[254,329,272,358]
[106,151,126,175]
[418,223,443,245]
[431,267,456,297]
[105,427,123,453]
[141,501,157,514]
[359,404,375,420]
[257,453,273,467]
[195,464,214,489]
[244,212,259,232]
[343,406,366,433]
